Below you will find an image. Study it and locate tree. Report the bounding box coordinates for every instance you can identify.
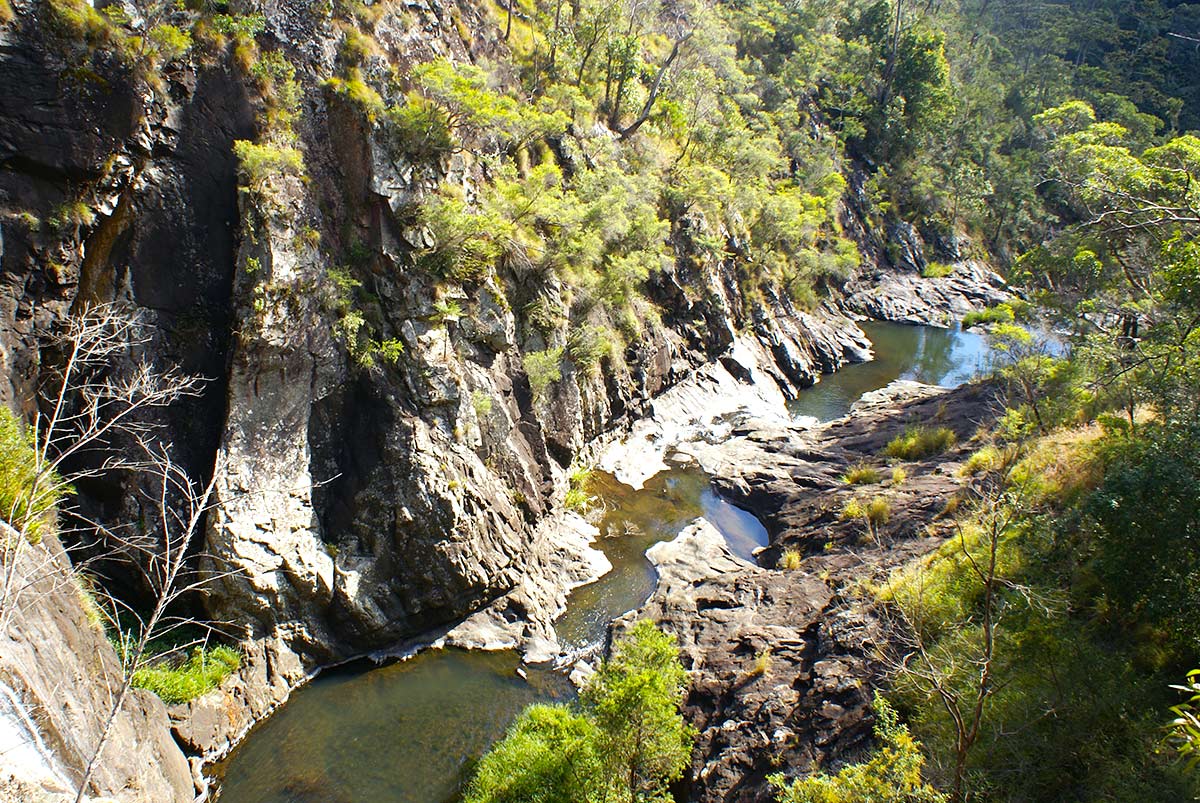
[465,619,695,803]
[882,462,1029,803]
[464,704,604,803]
[0,302,233,802]
[583,619,696,801]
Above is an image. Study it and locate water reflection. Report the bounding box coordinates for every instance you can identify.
[788,321,990,422]
[214,650,571,803]
[553,467,768,650]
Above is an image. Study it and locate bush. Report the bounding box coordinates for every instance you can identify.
[471,389,494,417]
[921,261,954,278]
[524,348,563,400]
[466,621,693,803]
[961,445,1002,476]
[1085,424,1200,653]
[866,496,892,526]
[232,140,305,189]
[884,427,957,460]
[780,548,803,570]
[843,463,883,485]
[892,466,908,485]
[962,303,1016,329]
[131,645,241,704]
[770,695,946,803]
[324,68,385,121]
[564,463,594,513]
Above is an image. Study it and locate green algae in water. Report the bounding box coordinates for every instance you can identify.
[213,649,572,803]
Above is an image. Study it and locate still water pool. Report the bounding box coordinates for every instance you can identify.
[789,321,989,422]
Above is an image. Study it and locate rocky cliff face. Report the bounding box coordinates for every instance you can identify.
[0,524,192,803]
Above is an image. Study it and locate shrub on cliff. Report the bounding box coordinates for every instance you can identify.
[0,407,68,544]
[131,645,241,704]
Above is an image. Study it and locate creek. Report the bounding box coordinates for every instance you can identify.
[212,322,988,803]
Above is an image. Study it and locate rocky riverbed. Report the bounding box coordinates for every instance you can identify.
[617,379,1003,802]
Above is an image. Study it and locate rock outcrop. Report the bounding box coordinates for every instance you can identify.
[619,380,1002,802]
[0,525,192,803]
[842,260,1011,327]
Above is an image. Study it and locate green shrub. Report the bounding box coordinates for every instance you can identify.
[0,408,67,543]
[770,695,946,803]
[921,261,955,278]
[961,445,1003,476]
[0,1,13,24]
[47,0,116,44]
[567,324,614,375]
[385,98,455,161]
[891,466,908,485]
[962,303,1016,329]
[232,140,305,189]
[324,68,385,121]
[564,463,594,513]
[524,348,563,400]
[780,548,803,570]
[842,463,883,485]
[431,298,463,323]
[884,427,957,460]
[466,621,693,803]
[866,496,892,526]
[471,389,494,417]
[49,201,95,231]
[131,645,241,704]
[147,23,192,63]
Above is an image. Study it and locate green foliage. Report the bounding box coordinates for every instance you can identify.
[771,695,947,803]
[1084,425,1200,653]
[49,201,94,231]
[466,621,694,803]
[583,619,696,800]
[564,463,595,513]
[842,463,883,485]
[961,304,1015,329]
[464,703,604,803]
[921,262,954,279]
[884,427,957,461]
[524,347,563,400]
[779,548,803,570]
[471,389,494,418]
[232,140,305,190]
[131,645,241,705]
[883,427,1200,801]
[324,67,385,121]
[0,407,67,544]
[1169,670,1200,772]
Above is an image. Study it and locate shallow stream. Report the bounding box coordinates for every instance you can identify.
[213,322,989,803]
